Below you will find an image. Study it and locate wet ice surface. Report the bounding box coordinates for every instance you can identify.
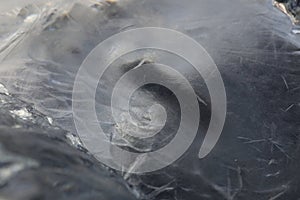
[0,0,299,199]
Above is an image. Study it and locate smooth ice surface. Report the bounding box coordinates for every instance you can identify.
[0,0,299,199]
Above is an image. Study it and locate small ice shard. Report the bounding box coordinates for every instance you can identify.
[24,14,38,23]
[46,116,53,125]
[0,83,9,96]
[106,0,118,4]
[292,28,300,34]
[66,133,83,147]
[274,0,300,24]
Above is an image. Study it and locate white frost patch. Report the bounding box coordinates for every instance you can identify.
[10,108,32,120]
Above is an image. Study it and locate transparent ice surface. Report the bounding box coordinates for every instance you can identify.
[0,0,299,199]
